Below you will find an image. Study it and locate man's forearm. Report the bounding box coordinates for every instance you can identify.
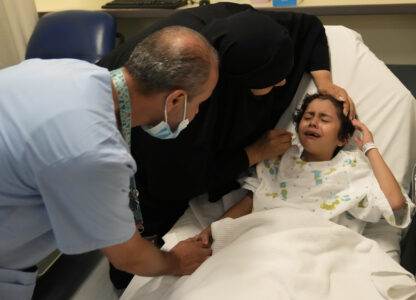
[102,230,178,277]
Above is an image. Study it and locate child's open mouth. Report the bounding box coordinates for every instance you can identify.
[304,130,320,138]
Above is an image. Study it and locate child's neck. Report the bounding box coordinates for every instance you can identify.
[301,150,333,162]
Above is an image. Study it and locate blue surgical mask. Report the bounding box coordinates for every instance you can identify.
[142,94,189,139]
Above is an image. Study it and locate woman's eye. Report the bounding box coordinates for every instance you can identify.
[321,119,329,123]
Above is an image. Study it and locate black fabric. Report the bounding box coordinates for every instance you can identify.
[109,262,134,289]
[400,213,416,275]
[97,2,329,237]
[202,9,294,89]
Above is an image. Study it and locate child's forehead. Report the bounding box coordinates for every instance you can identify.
[305,98,339,114]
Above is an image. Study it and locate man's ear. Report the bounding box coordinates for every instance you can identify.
[165,89,187,113]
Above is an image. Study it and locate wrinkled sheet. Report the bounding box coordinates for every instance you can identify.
[122,208,416,300]
[167,208,416,300]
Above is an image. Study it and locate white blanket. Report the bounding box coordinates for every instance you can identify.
[161,208,416,300]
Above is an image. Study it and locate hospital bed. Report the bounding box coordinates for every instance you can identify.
[120,25,416,299]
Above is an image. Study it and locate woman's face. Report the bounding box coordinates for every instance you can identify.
[250,78,287,96]
[298,98,346,162]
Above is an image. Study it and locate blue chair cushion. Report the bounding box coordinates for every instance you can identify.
[26,10,116,63]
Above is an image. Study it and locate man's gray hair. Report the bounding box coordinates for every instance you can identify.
[124,26,218,100]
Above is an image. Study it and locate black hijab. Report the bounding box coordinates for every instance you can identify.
[203,9,294,88]
[97,3,329,236]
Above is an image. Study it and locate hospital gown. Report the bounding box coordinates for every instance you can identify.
[243,145,413,234]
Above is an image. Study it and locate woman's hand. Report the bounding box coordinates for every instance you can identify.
[318,82,355,119]
[311,70,356,120]
[245,129,293,167]
[195,226,213,248]
[351,119,374,150]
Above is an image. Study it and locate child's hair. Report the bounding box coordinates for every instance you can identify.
[292,93,355,155]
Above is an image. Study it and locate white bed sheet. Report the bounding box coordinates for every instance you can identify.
[165,208,416,300]
[120,25,416,300]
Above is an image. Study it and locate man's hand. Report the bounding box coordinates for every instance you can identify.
[102,230,211,277]
[168,237,212,275]
[245,129,292,167]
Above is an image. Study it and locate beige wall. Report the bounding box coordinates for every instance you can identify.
[319,14,416,65]
[1,0,38,68]
[34,0,416,10]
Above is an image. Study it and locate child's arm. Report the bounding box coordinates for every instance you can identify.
[197,192,254,247]
[352,119,406,211]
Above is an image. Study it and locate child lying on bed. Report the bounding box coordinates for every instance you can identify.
[197,93,414,246]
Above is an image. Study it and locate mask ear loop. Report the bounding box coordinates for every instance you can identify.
[182,94,188,121]
[164,96,169,123]
[164,93,188,123]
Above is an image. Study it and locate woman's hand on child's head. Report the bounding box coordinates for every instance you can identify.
[245,129,293,166]
[351,119,374,150]
[318,82,356,120]
[195,226,213,248]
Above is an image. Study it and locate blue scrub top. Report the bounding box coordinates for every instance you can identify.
[0,59,136,297]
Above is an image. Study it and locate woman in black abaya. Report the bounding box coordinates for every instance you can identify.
[97,2,355,288]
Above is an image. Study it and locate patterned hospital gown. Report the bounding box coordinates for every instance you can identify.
[243,145,413,233]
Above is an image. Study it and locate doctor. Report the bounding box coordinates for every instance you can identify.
[0,26,218,299]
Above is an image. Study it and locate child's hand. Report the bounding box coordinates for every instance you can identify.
[351,119,374,150]
[195,226,213,248]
